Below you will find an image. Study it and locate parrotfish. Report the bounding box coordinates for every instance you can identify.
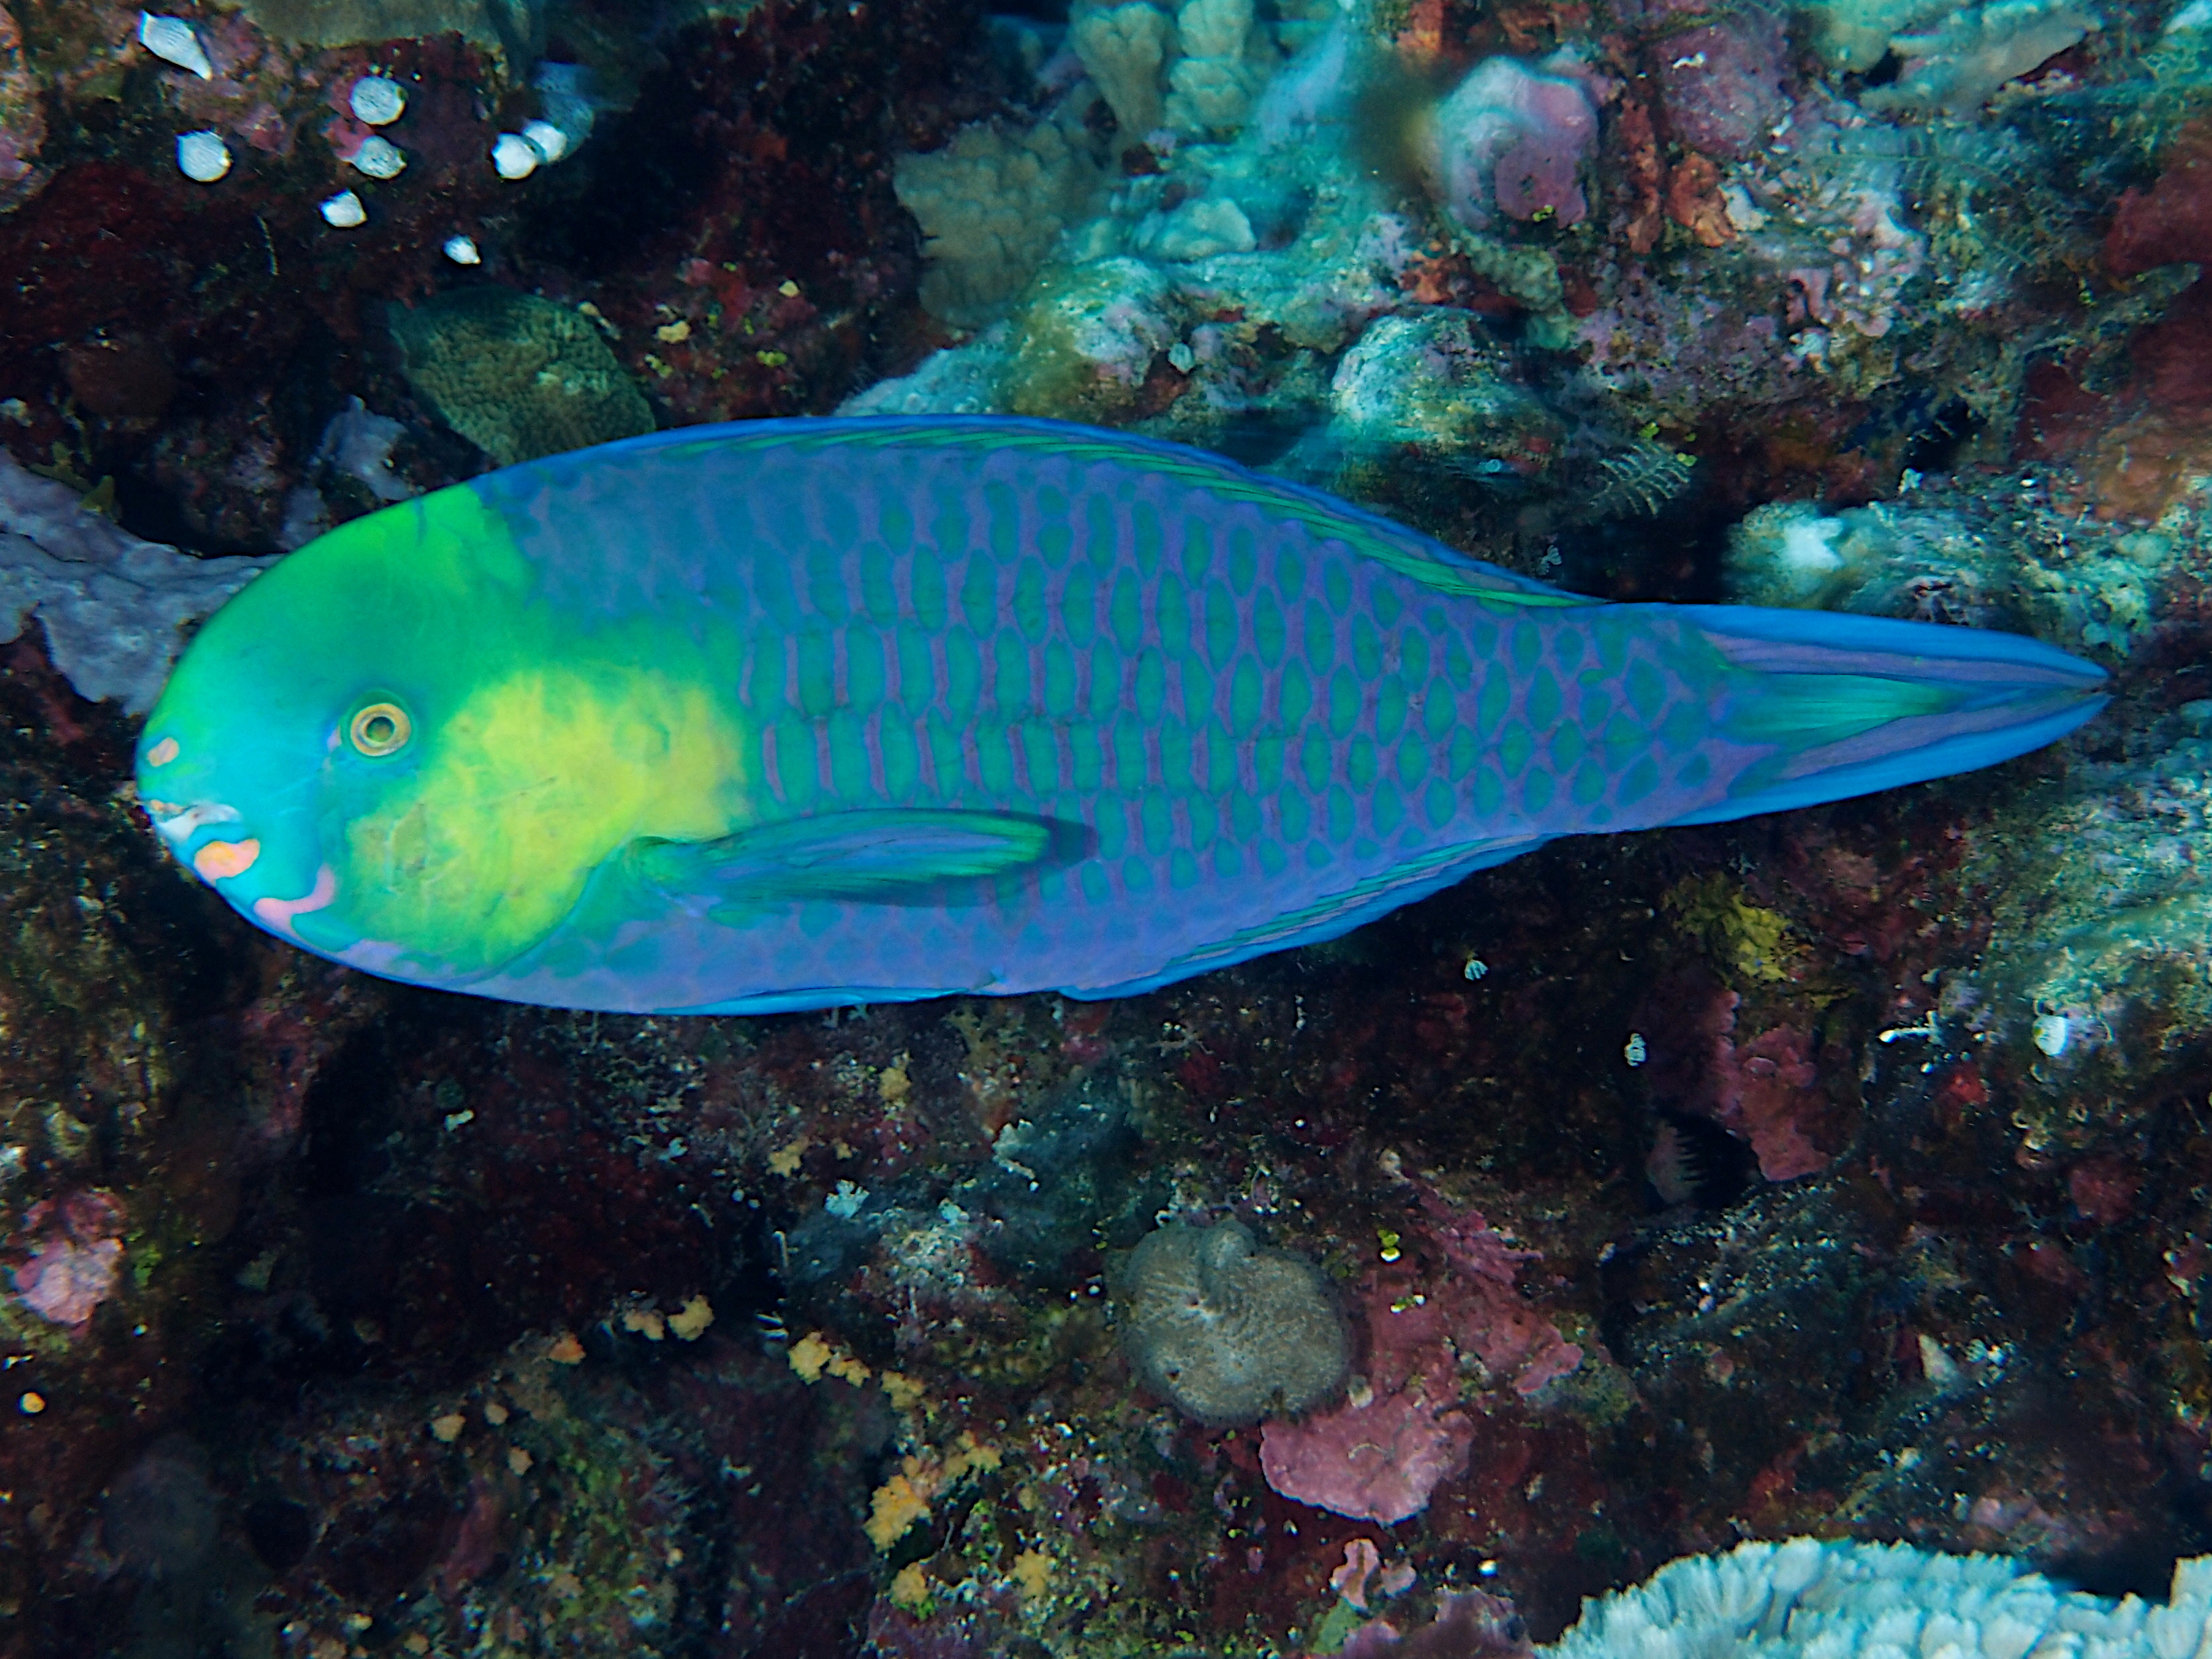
[138,417,2104,1014]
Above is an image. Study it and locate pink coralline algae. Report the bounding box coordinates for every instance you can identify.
[1785,190,1927,343]
[0,1,46,209]
[11,1190,126,1329]
[1653,13,1790,162]
[1260,1380,1476,1527]
[1330,1538,1384,1607]
[1645,974,1836,1180]
[1259,1197,1581,1525]
[1719,1024,1829,1180]
[1334,1588,1532,1658]
[1423,1204,1585,1395]
[1429,54,1600,229]
[1327,1538,1416,1610]
[1697,990,1832,1181]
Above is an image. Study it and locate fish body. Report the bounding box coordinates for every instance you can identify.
[138,417,2104,1014]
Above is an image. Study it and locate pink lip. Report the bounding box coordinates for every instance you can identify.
[252,864,339,940]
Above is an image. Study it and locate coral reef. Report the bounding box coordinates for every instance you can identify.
[7,0,2212,1650]
[1429,54,1603,233]
[0,0,980,549]
[894,106,1106,328]
[388,286,653,466]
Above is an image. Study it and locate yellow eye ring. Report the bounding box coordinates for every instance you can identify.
[348,701,412,757]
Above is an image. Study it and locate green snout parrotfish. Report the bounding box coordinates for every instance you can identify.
[137,417,2104,1014]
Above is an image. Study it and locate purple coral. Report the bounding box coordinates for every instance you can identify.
[1429,54,1600,230]
[1258,1195,1582,1526]
[1260,1384,1476,1526]
[1654,14,1790,162]
[11,1191,126,1329]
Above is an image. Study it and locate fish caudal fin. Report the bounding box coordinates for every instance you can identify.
[1670,606,2108,826]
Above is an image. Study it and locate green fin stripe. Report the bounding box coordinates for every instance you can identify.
[1727,673,1960,750]
[665,423,1596,611]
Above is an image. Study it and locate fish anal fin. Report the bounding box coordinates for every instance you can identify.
[1067,834,1546,999]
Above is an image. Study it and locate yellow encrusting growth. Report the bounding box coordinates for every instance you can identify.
[867,1471,933,1549]
[1011,1549,1051,1600]
[889,1563,933,1609]
[669,1295,714,1340]
[865,1434,1005,1551]
[1664,872,1803,983]
[943,1433,1001,1477]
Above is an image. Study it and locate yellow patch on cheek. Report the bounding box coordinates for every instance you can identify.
[193,838,262,881]
[335,660,748,971]
[146,736,180,767]
[383,802,431,881]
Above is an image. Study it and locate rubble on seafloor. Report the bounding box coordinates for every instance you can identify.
[3,0,2212,1652]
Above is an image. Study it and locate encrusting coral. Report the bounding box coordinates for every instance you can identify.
[0,452,271,711]
[1539,1539,2212,1659]
[388,287,653,468]
[1114,1217,1349,1427]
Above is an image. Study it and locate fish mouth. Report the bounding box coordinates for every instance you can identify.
[149,799,242,854]
[145,798,356,956]
[147,800,269,887]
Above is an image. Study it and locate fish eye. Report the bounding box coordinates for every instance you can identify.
[348,701,412,757]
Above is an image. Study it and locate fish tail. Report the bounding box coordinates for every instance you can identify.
[1668,606,2108,826]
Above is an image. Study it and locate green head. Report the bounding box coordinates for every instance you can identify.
[136,483,734,988]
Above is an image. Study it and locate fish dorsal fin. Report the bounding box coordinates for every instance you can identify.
[627,807,1092,907]
[604,416,1600,612]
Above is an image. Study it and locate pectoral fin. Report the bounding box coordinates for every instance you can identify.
[627,808,1092,908]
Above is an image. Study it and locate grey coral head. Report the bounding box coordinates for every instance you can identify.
[1113,1217,1349,1428]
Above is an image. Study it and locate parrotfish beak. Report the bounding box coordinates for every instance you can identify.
[137,737,345,951]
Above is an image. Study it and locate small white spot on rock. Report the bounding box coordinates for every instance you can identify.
[349,75,407,127]
[491,133,540,180]
[139,13,213,78]
[520,120,569,163]
[175,130,230,183]
[319,188,365,227]
[350,135,406,179]
[1624,1032,1647,1067]
[2031,1013,2070,1057]
[442,234,481,265]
